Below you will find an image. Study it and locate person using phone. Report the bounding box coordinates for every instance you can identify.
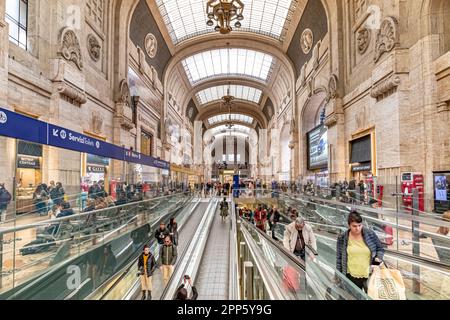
[175,275,198,300]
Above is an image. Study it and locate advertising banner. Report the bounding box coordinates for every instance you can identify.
[307,125,328,170]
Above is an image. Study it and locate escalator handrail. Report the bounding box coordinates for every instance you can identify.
[282,195,450,243]
[278,217,450,272]
[160,198,218,300]
[283,193,450,228]
[95,197,201,300]
[0,192,193,235]
[228,200,240,300]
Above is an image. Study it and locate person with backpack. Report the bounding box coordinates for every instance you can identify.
[138,245,157,300]
[0,183,12,221]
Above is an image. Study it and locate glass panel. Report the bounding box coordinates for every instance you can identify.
[182,49,275,85]
[196,85,262,105]
[156,0,296,44]
[6,0,19,20]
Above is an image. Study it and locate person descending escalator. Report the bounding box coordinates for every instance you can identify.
[155,222,170,252]
[138,245,157,300]
[158,236,177,286]
[283,217,317,260]
[168,217,179,246]
[220,198,229,221]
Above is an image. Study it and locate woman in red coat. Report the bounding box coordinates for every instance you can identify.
[254,206,267,232]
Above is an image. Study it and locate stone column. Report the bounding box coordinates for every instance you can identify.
[325,97,346,183]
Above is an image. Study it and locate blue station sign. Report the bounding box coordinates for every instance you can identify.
[0,107,169,170]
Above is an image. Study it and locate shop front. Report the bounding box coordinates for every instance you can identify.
[349,131,377,182]
[81,154,110,193]
[170,164,201,188]
[16,141,43,214]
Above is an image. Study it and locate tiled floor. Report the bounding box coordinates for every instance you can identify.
[196,208,230,300]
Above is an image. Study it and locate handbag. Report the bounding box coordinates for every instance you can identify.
[367,264,406,300]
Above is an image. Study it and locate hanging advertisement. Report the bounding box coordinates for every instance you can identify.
[307,125,328,170]
[433,171,450,213]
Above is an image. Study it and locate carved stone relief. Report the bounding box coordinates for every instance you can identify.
[92,111,103,134]
[370,74,401,99]
[357,27,371,54]
[374,17,399,62]
[59,28,83,70]
[145,33,158,59]
[300,29,314,54]
[87,34,101,62]
[118,80,131,107]
[328,74,338,100]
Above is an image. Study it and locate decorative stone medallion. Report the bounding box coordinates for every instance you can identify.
[300,29,314,54]
[87,34,101,62]
[357,27,371,54]
[145,33,158,59]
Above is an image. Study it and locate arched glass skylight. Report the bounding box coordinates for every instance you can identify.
[182,49,275,85]
[208,114,254,125]
[156,0,296,45]
[212,125,251,135]
[196,85,262,105]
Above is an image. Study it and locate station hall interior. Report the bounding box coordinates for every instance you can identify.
[0,0,449,301]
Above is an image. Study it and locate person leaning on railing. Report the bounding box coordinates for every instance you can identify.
[336,210,384,292]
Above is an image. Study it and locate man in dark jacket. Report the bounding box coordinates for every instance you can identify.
[175,276,198,300]
[155,222,170,248]
[138,245,157,300]
[159,236,177,286]
[0,183,12,221]
[270,207,281,240]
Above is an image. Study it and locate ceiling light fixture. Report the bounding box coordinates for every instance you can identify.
[206,0,244,35]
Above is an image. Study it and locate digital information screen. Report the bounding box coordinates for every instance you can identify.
[307,125,328,170]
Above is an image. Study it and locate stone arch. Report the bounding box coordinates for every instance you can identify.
[112,0,140,101]
[163,37,297,120]
[299,90,328,175]
[421,0,450,57]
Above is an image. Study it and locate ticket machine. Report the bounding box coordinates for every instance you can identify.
[401,172,424,212]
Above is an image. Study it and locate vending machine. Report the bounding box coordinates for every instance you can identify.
[401,172,425,212]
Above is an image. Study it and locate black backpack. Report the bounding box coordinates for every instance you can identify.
[0,188,12,203]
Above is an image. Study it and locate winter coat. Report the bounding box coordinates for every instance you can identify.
[159,244,177,266]
[138,253,157,277]
[0,188,12,210]
[283,221,317,253]
[336,227,385,275]
[155,227,170,245]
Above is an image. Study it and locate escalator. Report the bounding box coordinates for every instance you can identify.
[0,192,194,300]
[274,193,450,300]
[94,199,213,300]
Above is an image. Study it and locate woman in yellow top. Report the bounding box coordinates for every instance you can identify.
[336,210,385,291]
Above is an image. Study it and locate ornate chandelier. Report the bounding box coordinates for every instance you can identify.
[206,0,244,35]
[222,88,235,130]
